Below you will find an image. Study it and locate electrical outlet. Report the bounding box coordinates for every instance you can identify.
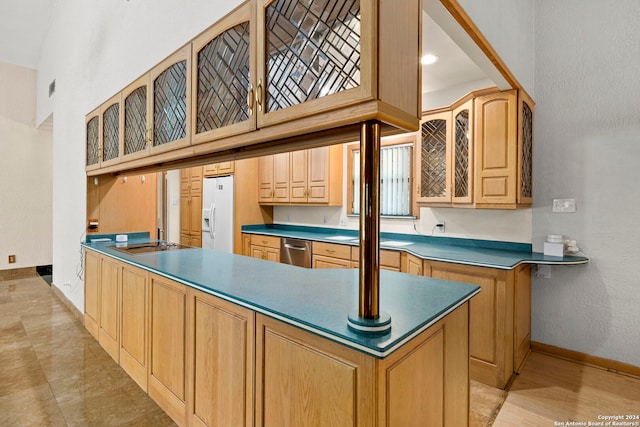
[536,265,552,278]
[339,217,348,226]
[322,215,328,224]
[552,198,576,213]
[435,222,445,233]
[8,255,16,263]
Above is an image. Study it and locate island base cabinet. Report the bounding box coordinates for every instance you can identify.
[119,265,149,392]
[188,290,255,427]
[148,274,188,426]
[256,303,470,427]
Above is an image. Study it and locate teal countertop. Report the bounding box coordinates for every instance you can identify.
[82,235,480,358]
[242,224,589,269]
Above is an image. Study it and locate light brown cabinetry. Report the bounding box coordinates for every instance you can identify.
[417,89,532,209]
[289,146,342,205]
[423,260,531,388]
[119,264,149,391]
[98,255,121,363]
[203,161,234,177]
[180,166,203,247]
[188,289,255,427]
[261,145,342,206]
[85,94,124,172]
[83,249,100,339]
[191,2,255,145]
[121,75,151,162]
[255,303,470,427]
[258,152,290,203]
[401,252,424,275]
[148,273,189,426]
[86,0,420,177]
[249,234,280,262]
[312,241,353,269]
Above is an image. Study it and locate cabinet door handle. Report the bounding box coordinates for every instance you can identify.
[256,79,263,112]
[247,83,254,116]
[326,249,335,254]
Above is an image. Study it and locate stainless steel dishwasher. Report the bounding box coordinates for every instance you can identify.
[280,238,312,268]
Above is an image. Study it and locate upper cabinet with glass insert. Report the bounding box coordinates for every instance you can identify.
[85,95,123,171]
[86,0,421,175]
[192,2,255,144]
[255,0,420,130]
[417,89,532,209]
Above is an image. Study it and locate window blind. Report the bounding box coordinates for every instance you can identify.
[353,143,412,216]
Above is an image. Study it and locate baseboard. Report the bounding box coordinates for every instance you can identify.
[51,283,84,324]
[531,341,640,379]
[0,266,38,280]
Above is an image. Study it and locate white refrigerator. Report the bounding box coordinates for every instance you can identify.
[201,175,234,253]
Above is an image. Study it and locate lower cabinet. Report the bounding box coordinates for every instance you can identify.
[148,273,189,425]
[312,241,352,268]
[248,234,280,262]
[119,264,149,391]
[422,260,531,388]
[189,290,254,427]
[84,249,472,426]
[99,255,121,363]
[256,304,470,427]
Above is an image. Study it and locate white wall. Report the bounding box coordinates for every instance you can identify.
[0,61,53,270]
[37,0,242,310]
[530,1,640,366]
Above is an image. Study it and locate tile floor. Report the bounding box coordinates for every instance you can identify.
[0,274,175,426]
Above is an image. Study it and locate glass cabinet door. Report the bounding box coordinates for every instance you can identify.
[452,100,473,204]
[85,108,101,171]
[257,0,370,126]
[100,93,122,168]
[416,111,452,203]
[518,91,534,205]
[150,45,191,154]
[122,75,150,161]
[192,2,255,144]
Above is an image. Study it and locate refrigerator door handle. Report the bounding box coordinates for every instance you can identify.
[209,204,216,240]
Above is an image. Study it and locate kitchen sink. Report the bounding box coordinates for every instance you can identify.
[326,235,358,242]
[381,240,414,248]
[112,242,191,255]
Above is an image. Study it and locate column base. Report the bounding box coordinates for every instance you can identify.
[347,311,391,334]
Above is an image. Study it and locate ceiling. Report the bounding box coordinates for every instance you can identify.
[0,0,57,69]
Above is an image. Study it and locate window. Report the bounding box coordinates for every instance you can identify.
[347,135,415,217]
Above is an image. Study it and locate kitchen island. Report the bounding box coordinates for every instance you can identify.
[82,235,479,426]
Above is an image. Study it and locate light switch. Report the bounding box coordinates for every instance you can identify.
[552,198,576,213]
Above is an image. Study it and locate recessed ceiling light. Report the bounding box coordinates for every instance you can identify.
[421,54,439,65]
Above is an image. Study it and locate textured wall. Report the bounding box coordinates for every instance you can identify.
[532,1,640,366]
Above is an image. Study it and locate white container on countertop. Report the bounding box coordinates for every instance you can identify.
[116,234,128,242]
[544,234,564,257]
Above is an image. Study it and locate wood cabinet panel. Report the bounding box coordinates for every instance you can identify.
[424,260,515,388]
[514,264,532,372]
[99,256,120,363]
[256,314,375,427]
[249,234,280,249]
[189,290,255,427]
[474,90,518,206]
[149,274,188,425]
[120,264,149,391]
[401,252,423,276]
[84,249,100,339]
[313,255,352,269]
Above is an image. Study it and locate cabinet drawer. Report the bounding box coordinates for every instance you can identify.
[312,242,351,260]
[349,248,400,269]
[250,234,280,249]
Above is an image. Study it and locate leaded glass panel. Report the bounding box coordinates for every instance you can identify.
[521,102,533,198]
[454,110,470,198]
[102,104,119,162]
[154,61,187,146]
[265,0,360,113]
[197,22,250,133]
[86,117,99,166]
[124,87,147,155]
[421,119,447,198]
